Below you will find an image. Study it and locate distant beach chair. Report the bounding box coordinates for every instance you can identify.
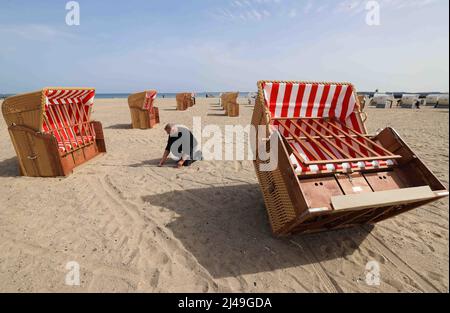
[176,93,193,111]
[221,92,239,117]
[372,93,395,109]
[248,92,257,106]
[425,94,440,107]
[436,94,449,109]
[357,95,369,111]
[400,94,420,109]
[128,90,160,129]
[191,93,196,106]
[252,80,448,236]
[2,88,106,177]
[176,93,189,111]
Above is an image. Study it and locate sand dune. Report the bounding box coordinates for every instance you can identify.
[0,98,448,292]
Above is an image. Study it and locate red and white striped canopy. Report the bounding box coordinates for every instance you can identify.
[44,88,95,106]
[260,81,389,175]
[262,82,357,121]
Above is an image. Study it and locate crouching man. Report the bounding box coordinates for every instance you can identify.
[159,123,202,168]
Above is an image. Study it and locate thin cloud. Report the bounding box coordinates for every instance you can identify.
[0,24,77,41]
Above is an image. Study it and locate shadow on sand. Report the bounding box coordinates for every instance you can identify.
[105,124,132,130]
[207,113,227,117]
[129,159,162,168]
[0,157,20,177]
[142,184,372,278]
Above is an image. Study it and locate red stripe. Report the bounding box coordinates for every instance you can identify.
[329,85,342,118]
[294,84,306,117]
[269,83,279,117]
[308,142,327,160]
[284,119,292,137]
[281,83,293,117]
[318,85,330,117]
[349,113,369,156]
[340,86,353,121]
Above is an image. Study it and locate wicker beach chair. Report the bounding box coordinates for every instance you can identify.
[357,95,369,111]
[252,81,448,236]
[2,88,106,177]
[400,94,420,109]
[221,92,239,117]
[176,93,191,111]
[128,90,160,129]
[372,93,395,109]
[436,94,449,109]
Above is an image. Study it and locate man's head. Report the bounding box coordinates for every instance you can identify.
[164,123,178,136]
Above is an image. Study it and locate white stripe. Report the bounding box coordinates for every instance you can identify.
[334,85,347,118]
[300,84,312,117]
[322,140,343,159]
[290,154,302,174]
[311,84,324,118]
[292,142,309,162]
[342,163,351,172]
[323,85,336,117]
[287,84,299,118]
[346,92,357,117]
[263,83,272,108]
[326,164,336,172]
[274,83,286,117]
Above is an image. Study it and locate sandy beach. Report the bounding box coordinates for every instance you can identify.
[0,97,448,293]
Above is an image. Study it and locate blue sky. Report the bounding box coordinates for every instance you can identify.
[0,0,448,93]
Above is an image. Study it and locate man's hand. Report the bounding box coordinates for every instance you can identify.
[176,160,184,168]
[159,150,170,167]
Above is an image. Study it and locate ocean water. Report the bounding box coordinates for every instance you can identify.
[0,92,253,100]
[95,92,253,99]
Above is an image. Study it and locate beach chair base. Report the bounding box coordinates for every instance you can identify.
[228,103,240,117]
[130,108,160,129]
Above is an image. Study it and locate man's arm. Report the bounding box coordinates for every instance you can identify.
[159,150,170,167]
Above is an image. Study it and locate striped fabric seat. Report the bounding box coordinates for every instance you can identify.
[42,89,97,153]
[262,82,395,175]
[288,141,394,175]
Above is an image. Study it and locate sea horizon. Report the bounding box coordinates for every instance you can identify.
[1,90,449,100]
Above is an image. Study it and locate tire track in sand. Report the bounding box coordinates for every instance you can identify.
[88,173,223,292]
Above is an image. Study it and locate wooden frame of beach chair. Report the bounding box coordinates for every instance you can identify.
[221,92,239,117]
[400,94,420,109]
[2,88,106,177]
[373,94,395,109]
[252,80,448,236]
[176,93,191,111]
[128,90,160,129]
[357,95,368,111]
[436,94,449,109]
